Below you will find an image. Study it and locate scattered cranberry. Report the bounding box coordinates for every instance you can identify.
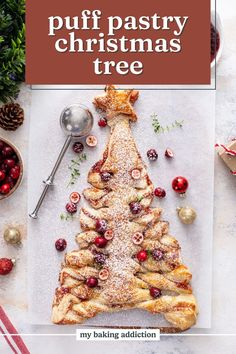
[55,238,67,252]
[65,202,77,214]
[0,258,14,275]
[0,183,11,194]
[147,149,158,161]
[94,253,106,265]
[86,276,98,288]
[132,232,144,245]
[165,148,174,158]
[98,117,107,127]
[154,187,166,199]
[150,287,162,298]
[137,250,148,262]
[152,249,164,261]
[95,219,107,234]
[104,229,114,240]
[69,192,81,204]
[86,135,97,147]
[94,236,108,248]
[98,268,109,280]
[0,170,5,181]
[72,142,84,154]
[131,168,141,180]
[130,201,142,214]
[9,166,20,180]
[4,176,15,189]
[2,146,14,157]
[101,171,112,182]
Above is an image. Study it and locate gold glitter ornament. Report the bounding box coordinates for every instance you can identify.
[177,206,197,225]
[3,227,21,244]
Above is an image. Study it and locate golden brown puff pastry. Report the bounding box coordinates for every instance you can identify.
[52,85,198,331]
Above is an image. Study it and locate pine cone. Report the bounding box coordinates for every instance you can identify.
[0,103,24,131]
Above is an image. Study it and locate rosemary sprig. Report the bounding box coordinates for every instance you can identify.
[60,213,74,221]
[67,153,87,187]
[151,114,184,134]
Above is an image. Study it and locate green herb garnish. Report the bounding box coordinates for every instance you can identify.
[67,153,87,187]
[152,114,184,134]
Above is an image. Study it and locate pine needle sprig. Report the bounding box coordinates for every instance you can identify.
[67,153,87,187]
[151,114,184,134]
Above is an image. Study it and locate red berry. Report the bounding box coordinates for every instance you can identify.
[0,170,5,181]
[132,232,144,245]
[98,268,109,280]
[130,201,142,214]
[98,117,107,127]
[4,159,15,169]
[9,166,20,180]
[137,250,148,262]
[100,171,112,182]
[4,176,15,189]
[2,146,14,157]
[147,149,158,161]
[150,287,162,298]
[172,176,189,194]
[0,258,14,275]
[94,253,106,265]
[55,238,67,251]
[86,276,98,288]
[165,148,174,158]
[95,219,107,234]
[104,229,113,240]
[65,202,77,214]
[73,142,84,154]
[154,187,166,199]
[0,140,5,152]
[152,249,164,261]
[0,183,11,194]
[94,236,108,248]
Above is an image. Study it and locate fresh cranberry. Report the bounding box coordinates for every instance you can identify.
[94,253,106,265]
[95,219,107,234]
[0,163,7,173]
[86,276,98,288]
[147,149,158,161]
[165,148,174,158]
[154,187,166,199]
[150,287,162,298]
[2,146,14,157]
[98,117,107,127]
[4,159,15,169]
[100,172,112,182]
[0,183,11,194]
[9,166,20,180]
[4,176,15,188]
[94,236,108,248]
[152,249,164,261]
[130,202,142,214]
[55,238,67,251]
[137,250,148,262]
[72,142,84,154]
[65,202,77,214]
[0,170,5,182]
[0,141,5,152]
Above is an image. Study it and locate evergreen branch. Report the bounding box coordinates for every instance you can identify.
[67,153,87,187]
[151,114,184,134]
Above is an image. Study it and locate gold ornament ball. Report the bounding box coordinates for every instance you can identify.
[3,227,21,244]
[177,207,197,225]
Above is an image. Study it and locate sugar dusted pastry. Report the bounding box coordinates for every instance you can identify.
[52,85,198,331]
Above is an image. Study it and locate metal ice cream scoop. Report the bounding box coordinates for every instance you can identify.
[29,104,93,219]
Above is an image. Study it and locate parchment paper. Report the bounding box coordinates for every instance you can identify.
[28,88,215,328]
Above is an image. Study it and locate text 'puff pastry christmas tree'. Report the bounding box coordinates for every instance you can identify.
[52,85,198,331]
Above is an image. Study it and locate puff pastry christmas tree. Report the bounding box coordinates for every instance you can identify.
[52,85,198,331]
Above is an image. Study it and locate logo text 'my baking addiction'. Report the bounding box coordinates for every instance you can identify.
[48,10,189,76]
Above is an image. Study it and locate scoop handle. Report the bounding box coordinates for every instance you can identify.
[29,135,72,219]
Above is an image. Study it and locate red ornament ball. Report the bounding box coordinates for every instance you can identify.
[172,176,189,194]
[137,250,148,262]
[86,276,98,288]
[0,258,14,275]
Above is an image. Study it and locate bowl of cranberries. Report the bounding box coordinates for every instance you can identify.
[0,138,23,200]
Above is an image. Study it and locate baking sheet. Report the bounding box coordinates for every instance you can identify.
[28,88,215,328]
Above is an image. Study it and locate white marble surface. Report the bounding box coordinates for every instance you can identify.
[1,0,236,352]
